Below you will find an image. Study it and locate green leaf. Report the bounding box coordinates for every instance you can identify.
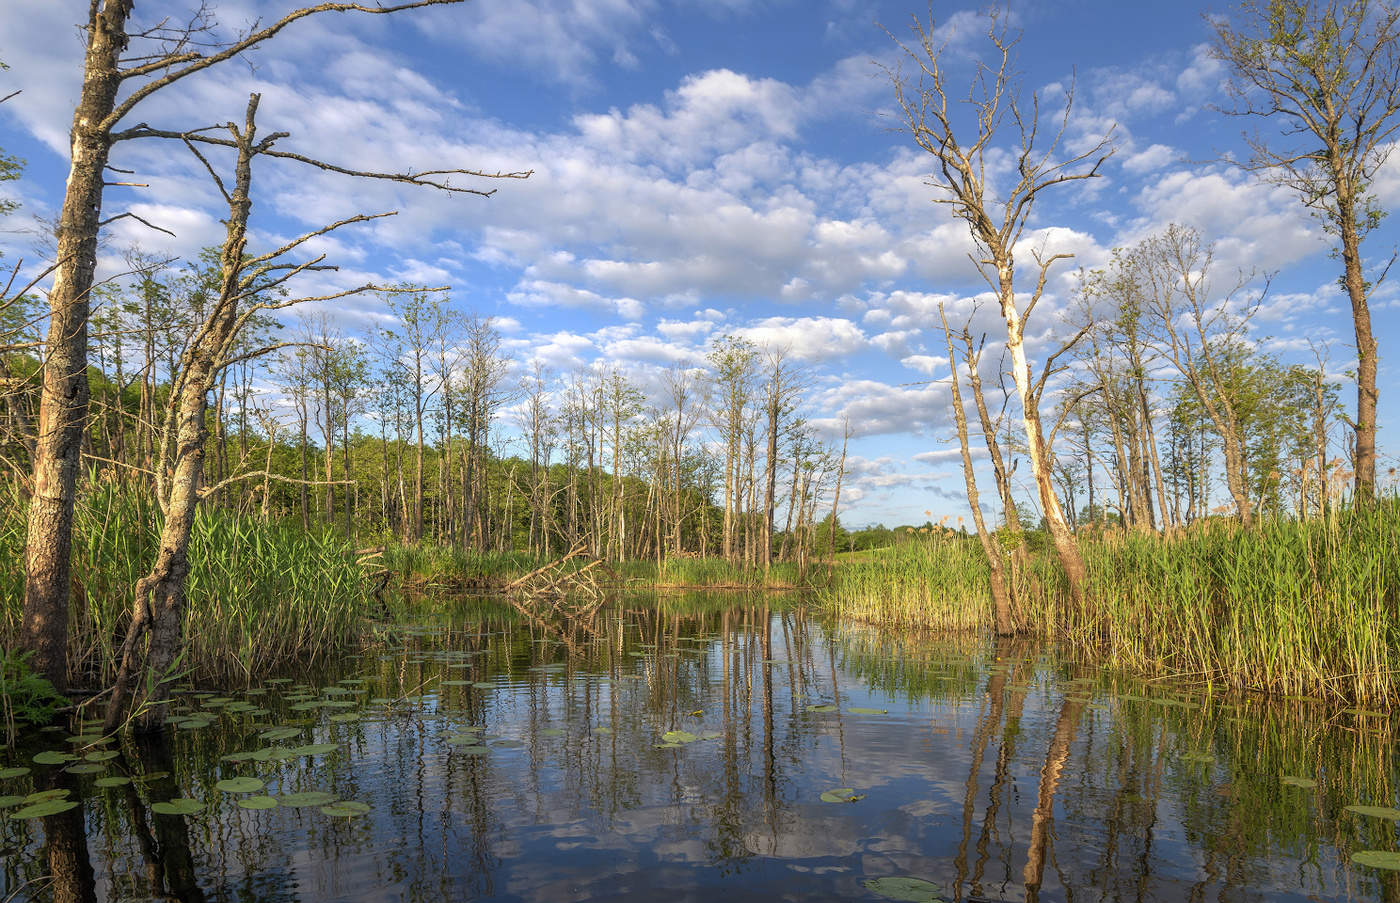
[329,713,361,723]
[446,735,484,746]
[820,788,866,803]
[319,800,371,818]
[236,795,278,810]
[278,791,337,808]
[805,704,839,713]
[1281,776,1317,788]
[454,746,488,757]
[215,777,264,794]
[863,876,946,902]
[0,795,25,807]
[151,798,202,816]
[848,707,888,715]
[1353,851,1400,870]
[8,800,79,819]
[662,730,699,744]
[33,751,77,766]
[288,743,339,757]
[258,727,302,741]
[94,777,131,789]
[0,767,31,779]
[1346,805,1400,820]
[84,750,120,763]
[63,763,106,775]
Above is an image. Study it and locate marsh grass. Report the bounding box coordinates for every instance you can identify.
[822,502,1400,703]
[0,483,371,686]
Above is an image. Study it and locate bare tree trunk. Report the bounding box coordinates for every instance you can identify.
[1022,698,1084,899]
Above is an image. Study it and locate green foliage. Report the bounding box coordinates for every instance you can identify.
[0,648,64,745]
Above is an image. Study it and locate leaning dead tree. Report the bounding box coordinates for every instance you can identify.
[887,9,1112,605]
[103,93,529,733]
[24,0,474,694]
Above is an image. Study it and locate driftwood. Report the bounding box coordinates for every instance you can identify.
[504,543,617,621]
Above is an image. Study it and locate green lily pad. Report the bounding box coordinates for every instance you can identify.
[33,751,77,766]
[864,876,946,902]
[151,798,202,816]
[471,683,496,690]
[94,777,131,788]
[221,751,256,763]
[491,739,525,748]
[848,707,888,715]
[0,767,32,779]
[820,788,866,803]
[278,791,337,808]
[446,735,484,746]
[175,719,212,730]
[8,799,79,819]
[237,795,279,810]
[805,704,839,713]
[1346,805,1400,820]
[259,727,302,741]
[540,728,564,737]
[320,800,371,817]
[84,750,120,763]
[215,777,265,793]
[289,743,339,757]
[454,746,489,757]
[441,680,471,687]
[329,713,361,723]
[1281,776,1317,788]
[23,789,70,803]
[593,727,613,735]
[0,795,24,807]
[662,730,699,744]
[64,763,107,775]
[1353,851,1400,870]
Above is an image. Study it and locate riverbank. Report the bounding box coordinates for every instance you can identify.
[823,501,1400,705]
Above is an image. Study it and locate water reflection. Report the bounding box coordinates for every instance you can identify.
[1,595,1398,901]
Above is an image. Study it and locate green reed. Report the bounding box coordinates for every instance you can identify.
[820,502,1400,704]
[0,483,371,686]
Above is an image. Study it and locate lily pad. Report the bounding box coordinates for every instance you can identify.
[33,751,77,766]
[215,777,265,794]
[540,728,564,737]
[0,767,32,779]
[94,777,131,788]
[864,876,946,902]
[8,800,79,819]
[329,713,361,723]
[805,704,839,713]
[0,795,24,807]
[64,763,107,775]
[820,788,866,803]
[278,790,338,808]
[1346,805,1400,820]
[23,789,70,803]
[1281,776,1317,788]
[1352,851,1400,870]
[259,727,302,741]
[471,683,496,690]
[84,750,120,763]
[454,746,489,757]
[320,800,371,817]
[289,743,339,757]
[236,796,279,810]
[151,798,202,816]
[848,707,888,715]
[662,730,699,744]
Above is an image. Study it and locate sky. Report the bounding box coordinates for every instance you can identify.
[1,0,1397,528]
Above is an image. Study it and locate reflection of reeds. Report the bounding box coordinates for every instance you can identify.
[822,501,1400,703]
[0,485,368,685]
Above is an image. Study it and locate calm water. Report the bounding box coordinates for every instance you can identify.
[2,595,1399,902]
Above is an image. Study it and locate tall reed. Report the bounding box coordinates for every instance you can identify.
[0,483,372,686]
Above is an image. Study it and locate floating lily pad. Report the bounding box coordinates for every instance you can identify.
[662,730,699,744]
[259,727,303,741]
[821,788,866,803]
[33,751,77,766]
[175,719,212,730]
[151,798,202,816]
[289,743,339,757]
[8,799,79,819]
[593,727,613,735]
[320,800,371,817]
[215,777,264,793]
[1352,851,1400,870]
[1346,805,1400,820]
[0,767,31,779]
[23,789,70,803]
[0,795,24,807]
[237,796,278,810]
[441,680,471,687]
[446,735,484,746]
[471,683,496,690]
[806,704,839,713]
[1281,776,1317,788]
[64,763,107,775]
[278,791,337,808]
[848,707,888,715]
[1180,753,1215,764]
[84,750,119,763]
[863,876,946,902]
[94,777,131,788]
[455,746,489,757]
[329,713,361,723]
[221,751,257,763]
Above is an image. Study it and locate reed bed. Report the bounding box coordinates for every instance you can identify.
[821,502,1400,704]
[0,484,371,687]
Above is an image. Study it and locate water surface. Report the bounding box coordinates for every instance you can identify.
[2,594,1398,901]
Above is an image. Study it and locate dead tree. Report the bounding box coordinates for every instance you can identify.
[103,93,528,733]
[887,9,1111,605]
[22,0,475,693]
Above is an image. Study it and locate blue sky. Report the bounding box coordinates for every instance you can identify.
[1,0,1397,527]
